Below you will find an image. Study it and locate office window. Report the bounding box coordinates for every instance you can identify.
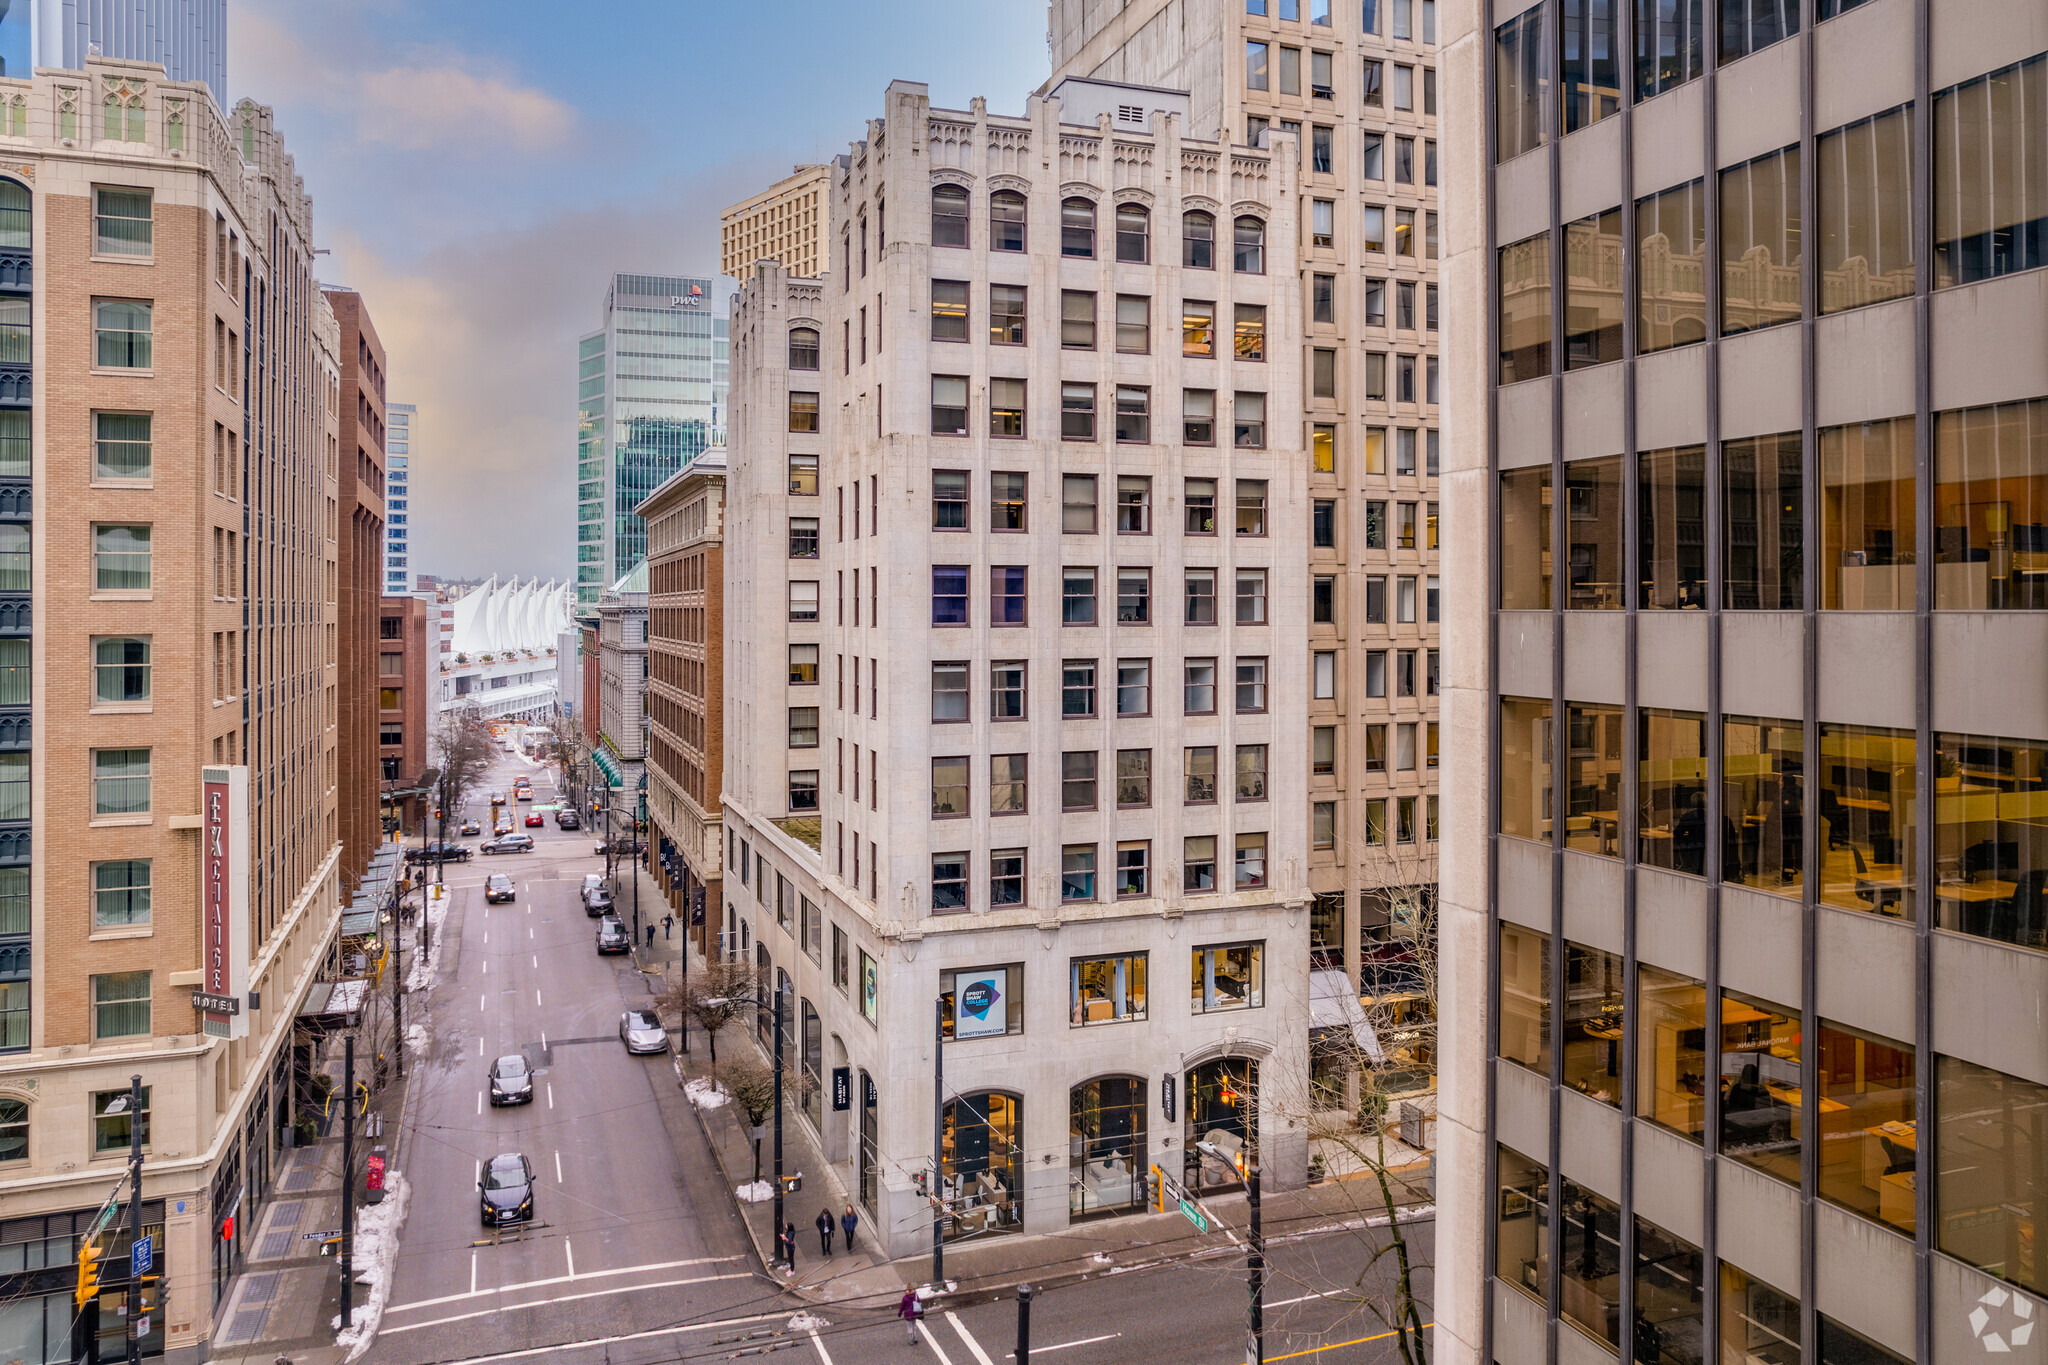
[1632,965,1708,1137]
[1062,383,1098,441]
[1235,658,1267,712]
[1366,723,1388,771]
[931,662,969,721]
[1723,431,1804,608]
[1312,49,1333,94]
[1561,0,1620,133]
[1062,752,1098,810]
[89,856,148,928]
[787,391,819,434]
[1936,1056,2048,1297]
[1362,132,1385,182]
[1563,455,1624,609]
[932,565,969,625]
[94,300,152,368]
[931,758,969,818]
[1186,568,1218,625]
[933,470,969,529]
[0,410,23,478]
[1115,204,1149,262]
[1559,1181,1626,1348]
[1821,416,1916,609]
[1313,575,1335,623]
[1063,566,1098,624]
[1063,846,1097,901]
[92,747,149,816]
[1234,216,1265,273]
[1184,300,1215,358]
[1397,207,1416,255]
[1061,290,1095,349]
[1637,709,1709,874]
[1116,659,1151,715]
[94,523,151,591]
[1722,144,1802,334]
[988,286,1027,349]
[1062,660,1097,717]
[990,661,1026,718]
[788,770,820,812]
[1186,478,1217,534]
[1814,1020,1917,1233]
[1312,350,1337,402]
[1236,744,1268,802]
[1247,40,1270,90]
[1184,389,1217,446]
[1720,0,1797,62]
[931,279,969,341]
[1185,658,1218,714]
[1561,704,1624,859]
[788,580,819,621]
[932,854,968,912]
[1115,387,1151,443]
[1236,481,1267,536]
[95,186,152,256]
[788,517,819,559]
[1117,749,1152,808]
[1819,104,1915,313]
[1313,499,1335,547]
[1498,922,1551,1073]
[1116,568,1151,625]
[1366,575,1388,623]
[91,411,152,481]
[1310,198,1334,249]
[1184,836,1217,892]
[1935,397,2048,610]
[1186,746,1218,804]
[1392,64,1413,109]
[789,644,819,686]
[1184,211,1215,268]
[1495,8,1547,161]
[931,376,968,435]
[1931,730,2048,949]
[1496,1145,1551,1299]
[1639,444,1709,607]
[1115,296,1150,354]
[1363,205,1385,253]
[1061,198,1096,258]
[1072,952,1146,1021]
[787,706,819,749]
[1636,0,1704,97]
[989,755,1028,816]
[1934,56,2046,287]
[1498,231,1551,382]
[1193,941,1262,1012]
[1637,178,1709,352]
[1280,46,1302,94]
[1499,697,1554,841]
[1564,209,1624,368]
[1364,797,1388,844]
[990,190,1027,250]
[990,472,1027,532]
[1234,393,1267,449]
[932,184,969,246]
[1718,990,1803,1183]
[92,975,151,1042]
[1560,942,1623,1104]
[1118,476,1152,533]
[1814,722,1918,919]
[1499,466,1553,609]
[94,636,150,705]
[1311,275,1336,326]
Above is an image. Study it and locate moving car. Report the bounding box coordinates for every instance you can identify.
[556,809,581,830]
[460,819,483,836]
[484,873,516,904]
[516,789,533,803]
[479,1152,535,1226]
[619,1009,668,1054]
[487,1054,533,1105]
[583,885,614,917]
[406,841,471,865]
[524,811,545,828]
[595,916,631,955]
[482,833,535,855]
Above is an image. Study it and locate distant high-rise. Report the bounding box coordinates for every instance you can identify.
[720,164,827,280]
[386,402,415,593]
[29,0,227,104]
[575,273,728,604]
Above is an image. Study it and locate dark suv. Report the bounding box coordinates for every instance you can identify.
[595,917,631,955]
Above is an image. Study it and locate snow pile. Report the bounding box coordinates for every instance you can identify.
[405,890,453,993]
[332,1169,411,1361]
[685,1078,730,1109]
[735,1180,774,1202]
[404,1023,428,1057]
[788,1312,831,1332]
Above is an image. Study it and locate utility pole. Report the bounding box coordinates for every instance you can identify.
[391,910,403,1079]
[932,996,944,1286]
[1245,1164,1264,1365]
[771,982,786,1266]
[1015,1284,1033,1365]
[125,1073,143,1365]
[340,1035,355,1324]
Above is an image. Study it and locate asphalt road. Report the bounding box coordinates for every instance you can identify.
[363,754,764,1365]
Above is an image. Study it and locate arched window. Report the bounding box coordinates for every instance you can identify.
[1233,216,1266,273]
[0,181,28,251]
[800,998,822,1127]
[1115,204,1149,263]
[941,1092,1024,1238]
[1184,1058,1259,1193]
[1060,197,1095,258]
[989,190,1027,252]
[0,1093,26,1162]
[788,327,820,371]
[1070,1076,1148,1219]
[858,1070,879,1211]
[931,185,969,248]
[1182,210,1215,269]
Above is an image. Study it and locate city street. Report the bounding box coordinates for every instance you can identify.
[364,754,762,1365]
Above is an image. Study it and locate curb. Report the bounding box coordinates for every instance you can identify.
[674,1053,783,1289]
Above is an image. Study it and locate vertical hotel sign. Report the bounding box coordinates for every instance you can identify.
[199,766,251,1039]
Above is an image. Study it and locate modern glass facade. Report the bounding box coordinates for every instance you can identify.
[1441,0,2048,1360]
[384,402,413,592]
[575,274,727,604]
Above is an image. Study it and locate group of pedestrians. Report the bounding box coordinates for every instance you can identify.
[774,1203,862,1275]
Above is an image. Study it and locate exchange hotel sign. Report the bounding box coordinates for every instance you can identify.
[197,766,252,1039]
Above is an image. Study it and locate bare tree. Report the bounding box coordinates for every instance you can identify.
[540,708,586,791]
[657,956,764,1074]
[431,706,494,826]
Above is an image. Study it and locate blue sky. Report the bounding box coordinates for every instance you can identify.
[232,0,1050,581]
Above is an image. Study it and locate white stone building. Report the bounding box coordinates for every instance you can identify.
[597,561,650,794]
[437,576,574,723]
[723,79,1313,1258]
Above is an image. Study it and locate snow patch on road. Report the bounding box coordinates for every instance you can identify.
[331,1169,411,1361]
[735,1179,774,1202]
[788,1312,831,1331]
[685,1078,730,1109]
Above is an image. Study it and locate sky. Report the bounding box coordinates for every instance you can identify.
[230,0,1051,584]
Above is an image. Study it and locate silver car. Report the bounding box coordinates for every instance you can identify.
[619,1009,668,1055]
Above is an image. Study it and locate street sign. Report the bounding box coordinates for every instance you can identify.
[831,1066,851,1112]
[302,1228,343,1241]
[130,1235,152,1277]
[1178,1198,1210,1233]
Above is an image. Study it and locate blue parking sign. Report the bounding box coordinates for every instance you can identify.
[131,1234,153,1277]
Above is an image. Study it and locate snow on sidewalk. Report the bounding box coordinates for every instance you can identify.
[332,1169,411,1362]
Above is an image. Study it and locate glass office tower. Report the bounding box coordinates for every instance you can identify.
[574,273,728,604]
[385,402,414,592]
[1437,1,2047,1361]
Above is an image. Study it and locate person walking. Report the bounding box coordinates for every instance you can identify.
[781,1222,799,1275]
[646,923,657,948]
[816,1207,835,1256]
[898,1287,924,1343]
[841,1204,859,1254]
[663,913,674,940]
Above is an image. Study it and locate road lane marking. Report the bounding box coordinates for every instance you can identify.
[483,931,488,943]
[478,1037,483,1056]
[476,1091,482,1115]
[564,1239,574,1278]
[1265,1324,1436,1362]
[554,1150,562,1183]
[532,954,538,969]
[540,1031,547,1049]
[546,1083,553,1109]
[536,989,543,1007]
[916,1321,958,1365]
[947,1312,997,1365]
[1005,1335,1121,1359]
[809,1328,835,1364]
[1268,1289,1345,1308]
[483,960,488,975]
[376,1272,752,1335]
[473,1158,480,1185]
[529,926,534,939]
[480,993,486,1013]
[470,1251,477,1295]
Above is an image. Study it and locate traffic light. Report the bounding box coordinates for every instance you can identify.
[74,1239,102,1308]
[1148,1165,1164,1212]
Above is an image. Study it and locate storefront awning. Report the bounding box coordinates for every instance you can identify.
[1309,968,1384,1064]
[592,748,624,789]
[298,978,368,1020]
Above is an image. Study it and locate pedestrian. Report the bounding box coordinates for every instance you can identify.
[815,1207,835,1256]
[898,1286,924,1343]
[841,1204,859,1254]
[663,913,674,940]
[782,1221,799,1274]
[646,923,656,948]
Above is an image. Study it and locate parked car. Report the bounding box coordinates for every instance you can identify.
[524,811,545,828]
[556,809,581,830]
[619,1009,668,1055]
[593,838,645,857]
[478,1152,535,1226]
[459,819,483,836]
[406,841,471,864]
[482,833,535,855]
[484,873,516,904]
[583,886,614,917]
[595,916,631,955]
[580,874,604,902]
[487,1054,533,1105]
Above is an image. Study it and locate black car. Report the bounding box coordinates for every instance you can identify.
[479,1152,535,1225]
[556,809,581,830]
[484,873,516,904]
[595,916,631,955]
[406,841,471,865]
[620,1009,668,1054]
[482,834,535,855]
[488,1054,533,1105]
[460,819,483,836]
[583,886,614,917]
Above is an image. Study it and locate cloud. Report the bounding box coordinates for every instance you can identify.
[355,64,573,151]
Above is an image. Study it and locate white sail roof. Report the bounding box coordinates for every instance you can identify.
[449,576,573,656]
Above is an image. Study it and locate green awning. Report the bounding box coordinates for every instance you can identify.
[593,748,624,789]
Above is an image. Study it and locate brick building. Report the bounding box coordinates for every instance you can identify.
[378,595,429,829]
